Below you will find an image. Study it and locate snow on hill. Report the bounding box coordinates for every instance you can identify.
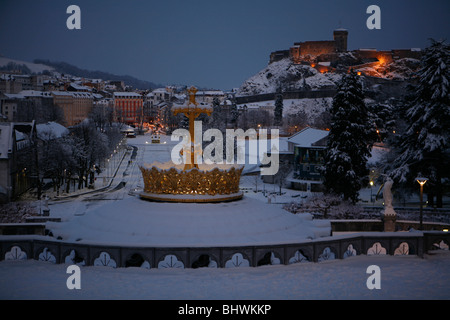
[237,98,332,125]
[358,57,421,80]
[0,56,54,74]
[237,56,420,97]
[237,58,340,96]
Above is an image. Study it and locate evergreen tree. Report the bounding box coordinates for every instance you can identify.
[322,70,374,203]
[274,89,283,127]
[367,100,396,143]
[210,97,223,131]
[388,39,450,207]
[230,102,239,129]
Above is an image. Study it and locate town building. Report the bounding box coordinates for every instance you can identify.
[113,92,143,125]
[195,90,225,104]
[271,29,348,64]
[0,91,55,123]
[0,121,37,203]
[52,91,93,127]
[0,74,23,94]
[287,127,330,192]
[0,74,44,92]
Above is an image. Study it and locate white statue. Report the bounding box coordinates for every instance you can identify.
[382,177,396,216]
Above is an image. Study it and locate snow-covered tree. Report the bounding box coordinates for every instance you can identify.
[71,120,109,189]
[230,102,239,129]
[367,100,396,143]
[274,89,283,127]
[321,70,374,203]
[388,39,450,207]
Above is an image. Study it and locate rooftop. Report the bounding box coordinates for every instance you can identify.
[288,127,329,148]
[113,92,142,97]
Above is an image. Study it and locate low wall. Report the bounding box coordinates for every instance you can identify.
[1,231,448,269]
[235,89,337,104]
[331,220,450,232]
[0,223,46,236]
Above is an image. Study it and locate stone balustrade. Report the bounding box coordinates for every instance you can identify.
[1,231,448,269]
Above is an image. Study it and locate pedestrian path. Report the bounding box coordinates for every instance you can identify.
[51,145,134,202]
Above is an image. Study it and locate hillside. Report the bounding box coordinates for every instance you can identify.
[34,59,161,90]
[0,56,161,90]
[236,56,420,97]
[0,56,55,74]
[237,58,340,96]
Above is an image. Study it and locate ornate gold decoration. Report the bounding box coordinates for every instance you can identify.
[139,85,244,203]
[172,86,212,170]
[186,86,198,106]
[140,165,244,196]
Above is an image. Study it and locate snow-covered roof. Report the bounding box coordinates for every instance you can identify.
[92,93,104,99]
[69,83,92,91]
[51,91,93,98]
[19,90,53,98]
[152,88,169,93]
[51,91,72,96]
[113,92,142,98]
[0,121,35,159]
[2,93,24,100]
[36,122,69,140]
[288,127,329,148]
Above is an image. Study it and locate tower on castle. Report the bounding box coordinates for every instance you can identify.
[333,29,348,52]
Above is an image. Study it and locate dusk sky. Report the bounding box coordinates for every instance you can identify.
[1,0,449,90]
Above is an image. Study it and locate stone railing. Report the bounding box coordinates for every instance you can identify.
[1,231,448,269]
[300,206,450,224]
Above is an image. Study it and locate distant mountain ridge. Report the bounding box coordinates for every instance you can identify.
[33,59,162,90]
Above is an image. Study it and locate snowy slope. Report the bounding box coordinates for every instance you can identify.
[237,58,340,96]
[0,56,54,74]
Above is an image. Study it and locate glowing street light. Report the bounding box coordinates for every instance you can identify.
[416,177,428,230]
[369,180,374,204]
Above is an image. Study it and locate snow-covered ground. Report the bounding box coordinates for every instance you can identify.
[2,132,449,300]
[44,133,330,246]
[47,196,331,247]
[1,251,449,299]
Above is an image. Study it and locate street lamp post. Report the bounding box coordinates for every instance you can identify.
[416,177,428,230]
[369,180,374,205]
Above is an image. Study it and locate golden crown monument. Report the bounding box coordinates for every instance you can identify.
[139,86,244,203]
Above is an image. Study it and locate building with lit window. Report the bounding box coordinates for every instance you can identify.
[113,92,143,125]
[287,127,329,192]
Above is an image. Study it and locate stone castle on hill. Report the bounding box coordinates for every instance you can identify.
[269,29,422,73]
